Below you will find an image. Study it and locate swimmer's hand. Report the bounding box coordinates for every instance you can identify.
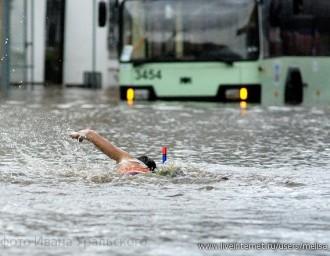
[69,129,91,142]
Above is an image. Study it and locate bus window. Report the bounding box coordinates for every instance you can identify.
[313,1,330,56]
[293,0,303,15]
[266,0,330,57]
[121,0,259,63]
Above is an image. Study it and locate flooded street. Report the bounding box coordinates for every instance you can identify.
[0,87,330,256]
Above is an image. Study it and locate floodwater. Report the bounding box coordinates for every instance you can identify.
[0,87,329,256]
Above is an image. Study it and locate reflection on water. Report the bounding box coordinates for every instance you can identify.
[0,87,330,256]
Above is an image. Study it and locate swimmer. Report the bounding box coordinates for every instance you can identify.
[70,129,156,175]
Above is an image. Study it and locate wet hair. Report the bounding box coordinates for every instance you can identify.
[138,156,157,172]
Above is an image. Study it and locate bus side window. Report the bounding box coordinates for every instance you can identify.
[267,0,326,57]
[293,0,303,15]
[313,2,330,56]
[268,0,283,56]
[269,0,282,27]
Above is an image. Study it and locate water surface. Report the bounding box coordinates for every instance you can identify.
[0,87,329,255]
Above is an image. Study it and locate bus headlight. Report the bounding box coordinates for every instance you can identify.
[240,88,248,101]
[126,88,135,101]
[126,88,150,101]
[218,84,261,103]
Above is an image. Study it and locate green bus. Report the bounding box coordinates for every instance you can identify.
[106,0,330,105]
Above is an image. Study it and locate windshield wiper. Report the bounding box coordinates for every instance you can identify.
[214,58,236,66]
[128,57,240,67]
[197,56,240,66]
[131,58,173,67]
[131,59,148,67]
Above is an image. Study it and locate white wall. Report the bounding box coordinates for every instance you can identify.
[64,0,115,87]
[10,0,46,84]
[32,0,46,83]
[10,0,26,83]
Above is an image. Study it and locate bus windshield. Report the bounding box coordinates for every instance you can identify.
[121,0,259,63]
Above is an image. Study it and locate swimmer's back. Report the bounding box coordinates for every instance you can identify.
[117,158,150,175]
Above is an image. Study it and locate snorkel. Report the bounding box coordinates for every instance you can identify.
[162,147,167,164]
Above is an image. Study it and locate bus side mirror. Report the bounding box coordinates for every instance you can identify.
[98,1,107,27]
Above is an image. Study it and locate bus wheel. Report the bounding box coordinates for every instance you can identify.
[284,68,303,105]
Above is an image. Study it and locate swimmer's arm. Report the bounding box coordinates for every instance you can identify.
[70,129,132,163]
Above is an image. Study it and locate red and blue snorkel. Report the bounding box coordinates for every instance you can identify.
[162,147,167,164]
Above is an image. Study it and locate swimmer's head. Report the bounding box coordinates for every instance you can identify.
[138,156,157,172]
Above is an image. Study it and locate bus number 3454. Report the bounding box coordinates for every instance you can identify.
[135,69,162,80]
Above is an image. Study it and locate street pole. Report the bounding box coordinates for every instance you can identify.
[92,0,96,74]
[30,0,35,86]
[24,0,28,85]
[1,0,10,95]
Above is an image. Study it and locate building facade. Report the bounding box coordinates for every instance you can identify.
[1,0,117,92]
